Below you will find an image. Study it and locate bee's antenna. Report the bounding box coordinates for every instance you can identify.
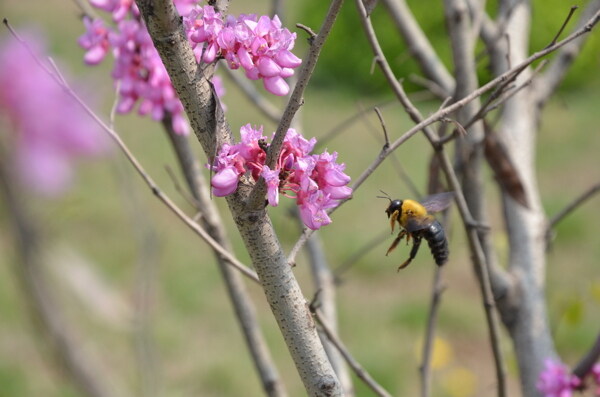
[376,190,392,202]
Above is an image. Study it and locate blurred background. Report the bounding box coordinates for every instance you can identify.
[1,0,599,396]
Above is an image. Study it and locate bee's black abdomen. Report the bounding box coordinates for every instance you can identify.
[423,220,449,265]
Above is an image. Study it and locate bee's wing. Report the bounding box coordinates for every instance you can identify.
[405,214,435,233]
[420,192,454,213]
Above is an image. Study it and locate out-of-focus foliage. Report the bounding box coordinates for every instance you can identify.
[298,0,600,95]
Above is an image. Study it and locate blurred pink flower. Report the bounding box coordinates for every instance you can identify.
[537,359,581,397]
[0,33,108,196]
[209,125,351,230]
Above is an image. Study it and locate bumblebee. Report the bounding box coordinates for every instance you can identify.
[380,192,453,270]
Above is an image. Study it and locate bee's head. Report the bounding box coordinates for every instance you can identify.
[377,191,403,218]
[385,199,403,218]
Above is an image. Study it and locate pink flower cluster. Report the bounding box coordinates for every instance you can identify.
[0,33,107,196]
[184,6,302,96]
[537,359,600,397]
[210,125,352,230]
[78,0,224,135]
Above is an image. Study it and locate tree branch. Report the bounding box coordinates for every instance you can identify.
[135,1,343,394]
[163,119,288,397]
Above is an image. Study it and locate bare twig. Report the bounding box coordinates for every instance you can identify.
[312,308,394,397]
[373,107,390,148]
[548,181,600,231]
[547,6,579,48]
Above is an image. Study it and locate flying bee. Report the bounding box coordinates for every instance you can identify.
[379,192,453,271]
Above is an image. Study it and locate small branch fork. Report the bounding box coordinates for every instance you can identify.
[247,0,345,210]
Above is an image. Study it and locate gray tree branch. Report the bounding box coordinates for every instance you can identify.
[135,1,343,394]
[164,121,288,397]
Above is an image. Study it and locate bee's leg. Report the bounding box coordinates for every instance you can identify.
[397,236,422,271]
[386,230,407,256]
[389,211,399,233]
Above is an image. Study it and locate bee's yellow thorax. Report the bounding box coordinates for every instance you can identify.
[400,199,428,227]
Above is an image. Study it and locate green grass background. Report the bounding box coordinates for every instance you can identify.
[1,0,599,396]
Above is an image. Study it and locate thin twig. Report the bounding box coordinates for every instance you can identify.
[548,182,600,230]
[312,308,394,397]
[547,6,579,48]
[373,107,390,148]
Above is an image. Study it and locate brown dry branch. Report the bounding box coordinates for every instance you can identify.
[135,0,345,394]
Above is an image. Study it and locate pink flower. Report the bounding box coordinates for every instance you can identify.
[184,6,302,96]
[261,166,280,207]
[78,17,110,65]
[209,126,352,229]
[0,33,108,197]
[537,359,581,397]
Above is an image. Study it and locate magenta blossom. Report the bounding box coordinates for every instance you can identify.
[78,0,227,136]
[537,359,581,397]
[0,33,108,197]
[210,125,352,230]
[184,6,302,96]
